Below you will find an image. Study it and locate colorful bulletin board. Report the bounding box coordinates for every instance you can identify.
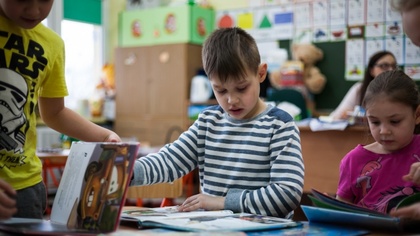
[215,0,420,110]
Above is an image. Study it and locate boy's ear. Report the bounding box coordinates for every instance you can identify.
[258,63,268,83]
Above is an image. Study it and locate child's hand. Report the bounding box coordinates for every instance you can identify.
[402,162,420,185]
[177,194,225,212]
[0,179,17,219]
[390,202,420,220]
[103,131,121,142]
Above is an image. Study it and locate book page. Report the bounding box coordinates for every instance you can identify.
[121,207,299,232]
[50,142,139,232]
[50,143,100,224]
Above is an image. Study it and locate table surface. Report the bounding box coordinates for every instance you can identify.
[36,149,70,158]
[0,220,415,236]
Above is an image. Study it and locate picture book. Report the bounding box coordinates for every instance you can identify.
[0,142,140,235]
[120,206,301,232]
[302,188,420,233]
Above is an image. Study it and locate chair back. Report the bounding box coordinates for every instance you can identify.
[266,88,309,120]
[126,179,183,199]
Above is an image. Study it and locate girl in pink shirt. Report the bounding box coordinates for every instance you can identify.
[336,70,420,214]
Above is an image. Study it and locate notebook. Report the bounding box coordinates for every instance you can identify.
[0,142,140,235]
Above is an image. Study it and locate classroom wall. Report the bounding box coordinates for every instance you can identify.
[109,0,420,111]
[104,0,241,64]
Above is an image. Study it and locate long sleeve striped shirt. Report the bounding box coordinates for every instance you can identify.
[132,104,304,218]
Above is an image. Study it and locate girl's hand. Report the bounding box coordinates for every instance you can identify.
[177,194,225,212]
[402,162,420,185]
[0,179,17,219]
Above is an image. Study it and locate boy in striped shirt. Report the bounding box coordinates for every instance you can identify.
[132,27,304,218]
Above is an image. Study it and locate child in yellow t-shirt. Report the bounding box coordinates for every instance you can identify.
[0,0,121,219]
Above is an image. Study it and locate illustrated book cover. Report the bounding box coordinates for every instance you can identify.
[302,188,420,233]
[0,142,140,235]
[120,206,301,232]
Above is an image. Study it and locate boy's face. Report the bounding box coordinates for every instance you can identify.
[0,0,54,29]
[210,64,267,120]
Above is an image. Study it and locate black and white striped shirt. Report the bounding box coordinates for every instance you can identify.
[132,104,304,218]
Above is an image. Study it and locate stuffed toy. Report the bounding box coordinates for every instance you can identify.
[269,43,327,99]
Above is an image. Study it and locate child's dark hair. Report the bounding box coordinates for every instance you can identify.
[202,27,260,83]
[363,70,420,133]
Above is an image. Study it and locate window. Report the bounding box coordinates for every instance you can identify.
[43,0,104,112]
[61,20,103,111]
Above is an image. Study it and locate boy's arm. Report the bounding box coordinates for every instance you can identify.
[38,97,121,142]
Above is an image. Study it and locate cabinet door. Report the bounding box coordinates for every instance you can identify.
[148,44,188,117]
[148,44,203,117]
[116,118,185,145]
[115,46,151,118]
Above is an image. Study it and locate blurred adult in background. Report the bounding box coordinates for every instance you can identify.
[329,51,397,120]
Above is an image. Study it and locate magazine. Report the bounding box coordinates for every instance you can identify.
[0,142,140,235]
[302,188,420,232]
[120,206,301,232]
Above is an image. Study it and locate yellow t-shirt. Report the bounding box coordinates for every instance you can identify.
[0,16,68,190]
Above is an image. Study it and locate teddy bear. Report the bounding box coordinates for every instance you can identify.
[268,43,327,99]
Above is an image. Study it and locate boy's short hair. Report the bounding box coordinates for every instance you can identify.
[202,27,261,83]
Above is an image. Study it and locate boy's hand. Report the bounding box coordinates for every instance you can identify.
[402,162,420,185]
[0,179,17,219]
[178,194,225,212]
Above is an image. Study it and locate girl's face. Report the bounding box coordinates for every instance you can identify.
[0,0,54,29]
[370,54,397,78]
[366,94,420,153]
[210,64,267,120]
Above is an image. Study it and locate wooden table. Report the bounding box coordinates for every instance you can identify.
[299,125,374,194]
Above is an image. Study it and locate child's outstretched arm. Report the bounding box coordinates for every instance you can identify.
[390,202,420,219]
[0,179,17,219]
[38,97,121,142]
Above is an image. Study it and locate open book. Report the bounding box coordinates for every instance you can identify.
[120,206,301,232]
[302,188,420,233]
[0,142,140,235]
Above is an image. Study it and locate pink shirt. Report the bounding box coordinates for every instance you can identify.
[337,135,420,213]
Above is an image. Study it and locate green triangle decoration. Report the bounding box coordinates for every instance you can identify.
[259,14,271,29]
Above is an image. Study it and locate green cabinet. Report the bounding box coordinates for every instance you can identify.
[119,5,214,47]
